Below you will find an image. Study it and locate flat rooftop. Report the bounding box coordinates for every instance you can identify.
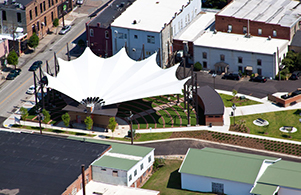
[111,0,190,32]
[76,180,160,195]
[194,31,289,55]
[0,131,111,195]
[174,11,216,42]
[216,0,301,27]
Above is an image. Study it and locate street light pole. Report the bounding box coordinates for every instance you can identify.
[212,73,217,89]
[232,103,236,125]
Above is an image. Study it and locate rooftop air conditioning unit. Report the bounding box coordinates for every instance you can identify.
[227,30,231,33]
[268,36,271,40]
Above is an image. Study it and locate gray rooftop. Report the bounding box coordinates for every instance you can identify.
[217,0,301,28]
[0,131,111,195]
[197,85,224,115]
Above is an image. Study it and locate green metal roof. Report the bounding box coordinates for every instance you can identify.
[68,137,154,157]
[250,183,279,195]
[92,155,138,171]
[257,160,301,190]
[179,148,277,184]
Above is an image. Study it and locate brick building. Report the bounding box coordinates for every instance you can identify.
[215,0,301,41]
[0,0,72,53]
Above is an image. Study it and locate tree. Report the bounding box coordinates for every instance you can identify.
[20,107,28,121]
[194,61,202,71]
[84,116,93,130]
[61,113,70,127]
[78,39,85,48]
[28,33,39,50]
[7,50,18,68]
[53,18,59,27]
[42,109,51,123]
[232,89,237,97]
[107,117,117,137]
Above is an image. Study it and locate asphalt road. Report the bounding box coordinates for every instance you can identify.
[137,139,301,163]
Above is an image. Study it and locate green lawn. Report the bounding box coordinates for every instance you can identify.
[219,93,261,107]
[231,109,301,141]
[142,159,215,195]
[111,132,172,142]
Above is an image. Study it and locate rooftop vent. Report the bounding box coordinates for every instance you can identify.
[156,1,159,4]
[97,22,101,27]
[213,29,217,34]
[133,20,137,24]
[227,30,231,33]
[268,36,271,40]
[245,33,251,38]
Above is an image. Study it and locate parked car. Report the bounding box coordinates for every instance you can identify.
[76,0,83,4]
[289,71,301,80]
[26,85,35,95]
[10,68,21,75]
[222,72,241,80]
[59,25,71,35]
[29,60,42,71]
[249,76,267,83]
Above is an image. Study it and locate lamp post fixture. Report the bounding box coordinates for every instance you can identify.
[212,73,217,89]
[127,111,134,145]
[232,103,236,125]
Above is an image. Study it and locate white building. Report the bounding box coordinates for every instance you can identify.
[111,0,202,67]
[193,31,289,77]
[179,148,301,195]
[91,140,155,187]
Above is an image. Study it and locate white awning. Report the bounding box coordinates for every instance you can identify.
[45,47,189,106]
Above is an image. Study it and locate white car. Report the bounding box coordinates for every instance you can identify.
[59,25,72,35]
[26,85,35,95]
[76,0,83,4]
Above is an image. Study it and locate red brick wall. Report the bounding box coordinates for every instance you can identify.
[206,115,223,126]
[268,93,301,107]
[215,15,292,40]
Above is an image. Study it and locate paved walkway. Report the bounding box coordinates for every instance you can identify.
[3,88,301,145]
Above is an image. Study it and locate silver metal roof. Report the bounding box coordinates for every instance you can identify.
[217,0,301,27]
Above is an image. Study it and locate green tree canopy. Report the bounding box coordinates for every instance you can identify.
[78,39,85,47]
[28,33,39,50]
[84,116,93,130]
[61,113,70,127]
[53,18,59,27]
[20,107,28,121]
[194,61,202,71]
[7,50,18,67]
[107,117,117,133]
[42,109,51,123]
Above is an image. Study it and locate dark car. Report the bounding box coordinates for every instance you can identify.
[289,71,301,80]
[6,71,18,80]
[29,61,42,71]
[222,73,241,80]
[10,68,21,75]
[249,76,267,83]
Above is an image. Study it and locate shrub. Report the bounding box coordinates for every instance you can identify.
[28,33,39,50]
[7,50,18,67]
[61,113,70,127]
[20,107,28,120]
[194,61,202,71]
[84,116,93,130]
[78,39,85,47]
[53,18,59,27]
[42,109,51,123]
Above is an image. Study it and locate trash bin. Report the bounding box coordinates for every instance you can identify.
[231,111,233,116]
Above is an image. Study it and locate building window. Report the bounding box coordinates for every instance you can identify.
[227,24,232,32]
[43,1,46,11]
[134,169,137,176]
[37,21,40,31]
[48,0,51,7]
[238,57,243,63]
[202,52,207,59]
[29,10,32,20]
[258,28,262,35]
[140,163,144,170]
[86,174,89,183]
[212,182,224,194]
[40,3,43,13]
[44,16,47,26]
[129,174,132,181]
[90,29,94,37]
[273,30,277,37]
[238,66,242,72]
[243,26,247,34]
[118,33,123,39]
[2,11,6,20]
[56,0,58,3]
[112,170,118,177]
[17,13,22,23]
[105,31,109,39]
[147,35,155,44]
[35,7,38,16]
[148,156,151,163]
[52,0,54,5]
[257,59,262,66]
[101,168,106,171]
[257,68,262,75]
[203,61,207,68]
[220,54,225,61]
[134,35,138,39]
[51,12,54,21]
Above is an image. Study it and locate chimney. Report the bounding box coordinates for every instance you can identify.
[97,22,100,27]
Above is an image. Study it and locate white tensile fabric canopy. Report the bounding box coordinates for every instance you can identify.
[45,47,189,106]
